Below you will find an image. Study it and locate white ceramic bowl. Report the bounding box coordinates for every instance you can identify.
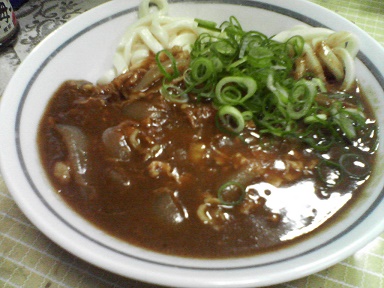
[1,0,384,287]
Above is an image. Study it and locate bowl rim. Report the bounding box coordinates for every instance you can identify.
[1,0,384,287]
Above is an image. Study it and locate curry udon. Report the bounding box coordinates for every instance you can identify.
[37,1,377,258]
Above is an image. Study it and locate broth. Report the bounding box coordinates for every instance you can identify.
[38,51,377,258]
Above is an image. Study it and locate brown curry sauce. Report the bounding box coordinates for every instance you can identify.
[38,53,377,258]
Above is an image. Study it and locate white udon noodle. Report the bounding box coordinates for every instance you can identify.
[273,25,360,91]
[98,0,360,94]
[98,0,203,84]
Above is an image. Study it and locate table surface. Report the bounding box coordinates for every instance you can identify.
[0,0,383,287]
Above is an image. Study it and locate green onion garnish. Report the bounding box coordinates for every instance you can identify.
[155,50,180,81]
[218,181,246,206]
[317,159,343,187]
[339,153,371,179]
[195,18,221,32]
[217,105,246,134]
[155,16,369,150]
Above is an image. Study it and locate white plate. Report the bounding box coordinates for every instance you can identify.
[1,0,384,287]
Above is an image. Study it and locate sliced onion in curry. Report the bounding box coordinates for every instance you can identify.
[55,124,89,187]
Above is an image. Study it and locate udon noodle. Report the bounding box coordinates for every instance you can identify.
[273,25,359,91]
[100,0,359,93]
[98,0,202,84]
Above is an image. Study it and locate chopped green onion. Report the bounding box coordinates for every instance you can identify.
[285,35,305,58]
[195,18,221,32]
[212,40,237,58]
[333,112,356,139]
[154,16,368,151]
[339,153,371,179]
[241,110,253,121]
[248,46,274,67]
[286,79,316,119]
[217,105,245,134]
[304,114,327,124]
[311,78,327,93]
[344,108,366,125]
[155,50,180,81]
[215,76,257,105]
[218,181,246,206]
[239,31,268,58]
[161,84,189,103]
[189,57,216,85]
[317,159,343,187]
[266,72,289,105]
